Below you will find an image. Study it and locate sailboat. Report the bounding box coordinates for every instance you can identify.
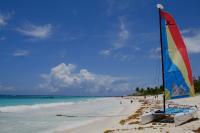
[141,4,198,126]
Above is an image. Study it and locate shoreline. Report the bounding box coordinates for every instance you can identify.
[59,95,200,133]
[58,96,141,133]
[0,96,126,133]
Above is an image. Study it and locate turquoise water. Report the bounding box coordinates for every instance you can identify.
[0,95,97,106]
[0,95,122,133]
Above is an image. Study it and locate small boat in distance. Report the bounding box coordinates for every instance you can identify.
[141,4,198,126]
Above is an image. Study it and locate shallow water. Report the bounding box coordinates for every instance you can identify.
[0,96,122,133]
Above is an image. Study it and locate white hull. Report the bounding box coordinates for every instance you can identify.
[174,109,198,126]
[141,108,198,126]
[141,111,157,124]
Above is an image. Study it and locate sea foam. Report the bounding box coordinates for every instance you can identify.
[0,102,73,113]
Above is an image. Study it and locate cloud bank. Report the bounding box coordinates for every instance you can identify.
[39,63,131,94]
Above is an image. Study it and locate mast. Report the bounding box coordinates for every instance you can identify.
[157,4,166,113]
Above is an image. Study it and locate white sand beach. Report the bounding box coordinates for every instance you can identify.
[60,95,200,133]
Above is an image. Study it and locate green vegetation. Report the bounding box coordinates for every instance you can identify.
[130,85,164,96]
[130,77,200,96]
[194,77,200,94]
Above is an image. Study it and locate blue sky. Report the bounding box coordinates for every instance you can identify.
[0,0,200,96]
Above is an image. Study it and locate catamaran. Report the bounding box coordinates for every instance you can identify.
[141,4,198,126]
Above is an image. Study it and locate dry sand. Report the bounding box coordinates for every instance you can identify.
[60,95,200,133]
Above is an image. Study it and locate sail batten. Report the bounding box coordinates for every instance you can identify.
[160,10,195,100]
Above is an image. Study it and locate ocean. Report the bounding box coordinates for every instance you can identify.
[0,95,122,133]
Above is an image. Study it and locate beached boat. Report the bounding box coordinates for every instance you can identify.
[141,4,198,126]
[141,104,198,126]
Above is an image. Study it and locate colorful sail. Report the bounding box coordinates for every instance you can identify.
[160,10,195,99]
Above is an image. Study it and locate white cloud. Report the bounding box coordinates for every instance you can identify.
[0,83,15,91]
[0,36,6,40]
[181,29,193,34]
[113,52,134,61]
[183,29,200,54]
[17,23,53,39]
[112,17,129,49]
[106,0,131,16]
[0,13,11,27]
[149,47,161,59]
[101,17,129,52]
[99,17,131,61]
[13,50,30,57]
[99,49,112,56]
[39,63,131,93]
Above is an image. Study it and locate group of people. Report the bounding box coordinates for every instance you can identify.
[119,97,133,104]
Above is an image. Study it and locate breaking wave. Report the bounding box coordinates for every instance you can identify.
[0,102,74,113]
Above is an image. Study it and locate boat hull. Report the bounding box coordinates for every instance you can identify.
[174,109,198,126]
[141,111,156,124]
[141,108,197,126]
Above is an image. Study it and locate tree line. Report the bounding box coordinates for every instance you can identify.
[130,77,200,96]
[130,85,164,96]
